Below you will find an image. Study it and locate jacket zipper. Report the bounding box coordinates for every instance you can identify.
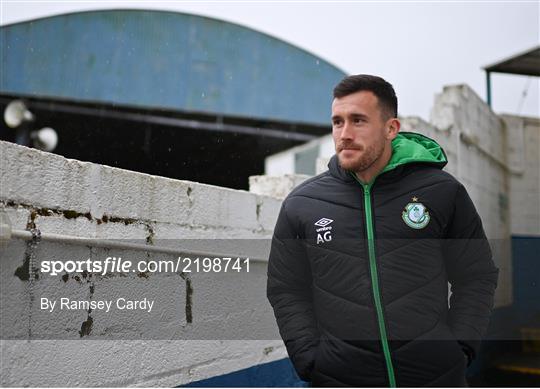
[361,181,396,388]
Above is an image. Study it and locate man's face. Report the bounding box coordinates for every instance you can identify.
[331,90,391,172]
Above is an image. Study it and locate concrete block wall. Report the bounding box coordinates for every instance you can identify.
[265,136,334,176]
[500,114,540,236]
[249,174,311,199]
[430,85,510,238]
[0,141,287,387]
[430,84,514,307]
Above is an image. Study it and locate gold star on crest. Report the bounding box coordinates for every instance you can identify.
[412,197,418,202]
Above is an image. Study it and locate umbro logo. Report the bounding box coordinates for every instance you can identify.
[314,218,333,244]
[314,218,333,227]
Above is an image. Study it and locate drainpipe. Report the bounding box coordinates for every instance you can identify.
[486,71,492,107]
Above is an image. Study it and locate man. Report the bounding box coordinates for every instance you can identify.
[266,75,498,387]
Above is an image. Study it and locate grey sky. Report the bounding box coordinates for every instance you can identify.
[1,1,539,121]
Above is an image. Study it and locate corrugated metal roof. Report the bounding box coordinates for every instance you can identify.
[0,9,347,126]
[484,46,540,76]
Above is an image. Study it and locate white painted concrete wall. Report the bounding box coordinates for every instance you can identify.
[265,135,332,176]
[249,174,311,199]
[501,114,540,236]
[0,141,286,387]
[430,84,513,307]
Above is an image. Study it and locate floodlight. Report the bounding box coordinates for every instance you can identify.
[32,127,58,152]
[3,100,34,128]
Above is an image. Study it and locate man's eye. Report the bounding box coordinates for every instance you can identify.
[354,118,365,124]
[332,120,342,126]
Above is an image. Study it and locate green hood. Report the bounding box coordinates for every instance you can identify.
[382,132,447,173]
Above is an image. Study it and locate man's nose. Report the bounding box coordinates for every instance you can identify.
[340,120,354,140]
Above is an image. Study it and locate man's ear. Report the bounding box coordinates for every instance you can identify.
[386,118,400,140]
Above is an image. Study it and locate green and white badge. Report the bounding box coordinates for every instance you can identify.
[402,198,430,229]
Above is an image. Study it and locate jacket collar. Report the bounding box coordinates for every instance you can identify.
[328,154,356,183]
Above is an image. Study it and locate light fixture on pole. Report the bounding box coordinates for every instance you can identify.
[32,127,58,152]
[3,100,59,152]
[3,100,35,146]
[4,100,34,128]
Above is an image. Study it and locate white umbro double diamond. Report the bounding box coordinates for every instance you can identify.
[314,218,334,227]
[314,218,334,244]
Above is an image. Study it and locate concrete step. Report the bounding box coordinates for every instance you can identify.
[494,352,540,376]
[520,327,540,353]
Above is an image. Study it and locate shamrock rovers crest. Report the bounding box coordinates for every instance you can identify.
[402,198,430,229]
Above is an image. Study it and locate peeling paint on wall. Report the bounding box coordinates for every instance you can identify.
[6,200,146,226]
[14,229,41,281]
[186,277,193,324]
[179,272,194,324]
[144,222,155,245]
[79,316,93,337]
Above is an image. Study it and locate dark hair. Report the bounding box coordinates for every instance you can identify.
[333,74,398,119]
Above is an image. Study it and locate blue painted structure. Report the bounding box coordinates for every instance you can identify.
[511,235,540,325]
[0,9,346,125]
[182,358,308,387]
[465,235,540,383]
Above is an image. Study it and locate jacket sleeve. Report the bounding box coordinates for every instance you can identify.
[443,183,499,364]
[267,200,320,382]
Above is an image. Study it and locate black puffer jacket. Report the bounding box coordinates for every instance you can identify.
[267,132,499,387]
